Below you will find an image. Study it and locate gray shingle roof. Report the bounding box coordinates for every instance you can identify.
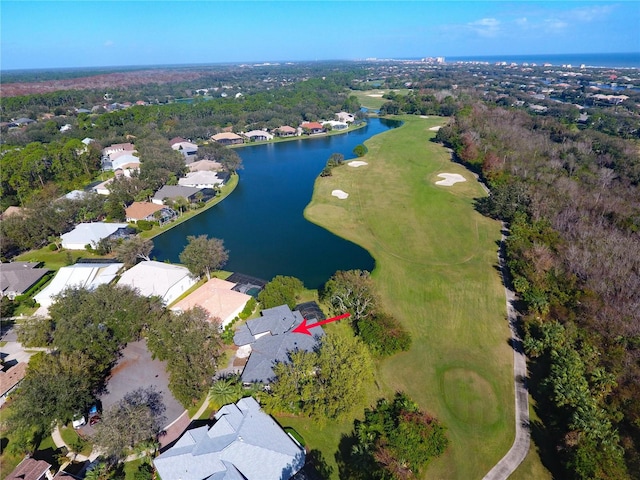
[153,397,304,480]
[0,262,49,297]
[233,305,324,384]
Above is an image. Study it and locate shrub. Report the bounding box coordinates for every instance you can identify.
[239,298,256,320]
[357,312,412,356]
[258,275,304,310]
[136,220,153,231]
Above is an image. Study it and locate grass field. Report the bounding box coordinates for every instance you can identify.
[349,89,411,110]
[302,115,545,478]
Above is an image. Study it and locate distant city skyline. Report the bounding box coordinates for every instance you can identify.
[1,1,638,71]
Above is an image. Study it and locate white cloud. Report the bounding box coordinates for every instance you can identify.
[104,40,114,47]
[569,5,615,22]
[544,18,569,31]
[467,17,501,37]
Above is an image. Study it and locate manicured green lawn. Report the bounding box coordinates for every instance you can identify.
[349,89,411,110]
[303,115,543,478]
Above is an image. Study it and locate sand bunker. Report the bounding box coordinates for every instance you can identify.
[429,125,443,131]
[435,173,467,186]
[348,161,368,167]
[367,94,384,97]
[332,190,349,199]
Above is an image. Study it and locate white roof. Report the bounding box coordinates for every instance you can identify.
[178,171,224,187]
[117,261,195,304]
[34,262,124,310]
[111,153,140,171]
[61,222,128,248]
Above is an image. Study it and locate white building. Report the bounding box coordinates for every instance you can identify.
[60,222,129,250]
[117,261,196,306]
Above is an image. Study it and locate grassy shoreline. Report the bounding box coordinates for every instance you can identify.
[299,115,543,478]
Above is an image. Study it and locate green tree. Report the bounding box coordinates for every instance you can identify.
[92,386,166,461]
[179,234,229,281]
[258,275,304,309]
[323,270,378,322]
[146,307,222,406]
[270,332,374,421]
[115,236,153,268]
[353,144,367,157]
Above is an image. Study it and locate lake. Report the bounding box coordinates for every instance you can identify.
[152,118,400,289]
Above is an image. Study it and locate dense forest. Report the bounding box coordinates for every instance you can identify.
[435,103,639,478]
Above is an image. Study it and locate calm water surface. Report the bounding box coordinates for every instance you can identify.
[152,118,400,288]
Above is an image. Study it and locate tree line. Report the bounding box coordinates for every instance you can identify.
[435,101,639,479]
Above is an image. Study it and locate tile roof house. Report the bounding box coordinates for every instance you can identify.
[0,262,50,299]
[233,305,324,385]
[5,458,53,480]
[117,260,197,306]
[276,125,297,137]
[34,262,124,312]
[153,396,305,480]
[188,160,223,172]
[125,202,176,224]
[211,132,244,145]
[300,122,325,134]
[243,130,274,142]
[0,206,26,220]
[171,278,252,329]
[60,222,130,250]
[336,111,356,123]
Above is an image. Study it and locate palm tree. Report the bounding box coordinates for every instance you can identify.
[208,377,243,409]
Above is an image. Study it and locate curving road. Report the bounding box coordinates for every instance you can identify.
[483,226,530,480]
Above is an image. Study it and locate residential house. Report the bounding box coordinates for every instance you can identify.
[178,171,227,189]
[101,143,138,172]
[171,278,252,329]
[152,185,209,205]
[117,260,196,306]
[92,178,114,195]
[211,132,244,145]
[170,137,198,161]
[0,362,27,406]
[243,130,274,142]
[0,262,49,299]
[34,262,124,312]
[102,142,135,157]
[233,304,324,385]
[125,202,176,224]
[275,125,297,137]
[153,397,305,480]
[300,121,324,134]
[188,159,222,172]
[336,111,356,123]
[0,206,26,220]
[60,222,130,250]
[322,120,348,130]
[8,117,36,127]
[5,458,53,480]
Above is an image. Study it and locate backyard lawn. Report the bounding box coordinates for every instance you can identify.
[303,115,547,478]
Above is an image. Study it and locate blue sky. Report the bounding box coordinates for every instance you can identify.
[1,1,638,70]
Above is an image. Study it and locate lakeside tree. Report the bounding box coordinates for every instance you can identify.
[323,270,377,322]
[115,236,153,268]
[179,234,229,281]
[353,144,368,157]
[92,386,166,462]
[258,275,304,309]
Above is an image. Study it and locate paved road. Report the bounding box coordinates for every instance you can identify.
[483,226,530,480]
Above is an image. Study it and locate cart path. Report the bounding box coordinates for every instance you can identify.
[483,226,530,480]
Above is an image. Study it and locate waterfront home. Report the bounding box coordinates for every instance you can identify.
[171,277,252,329]
[117,260,196,306]
[300,121,324,134]
[152,185,204,205]
[323,120,349,130]
[211,132,244,145]
[178,171,226,189]
[275,125,297,137]
[61,222,130,250]
[188,159,222,172]
[125,201,176,224]
[233,304,324,385]
[153,396,305,480]
[336,111,356,123]
[243,130,274,142]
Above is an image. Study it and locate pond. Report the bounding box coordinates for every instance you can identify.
[152,118,401,289]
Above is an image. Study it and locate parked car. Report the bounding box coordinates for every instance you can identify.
[72,413,86,429]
